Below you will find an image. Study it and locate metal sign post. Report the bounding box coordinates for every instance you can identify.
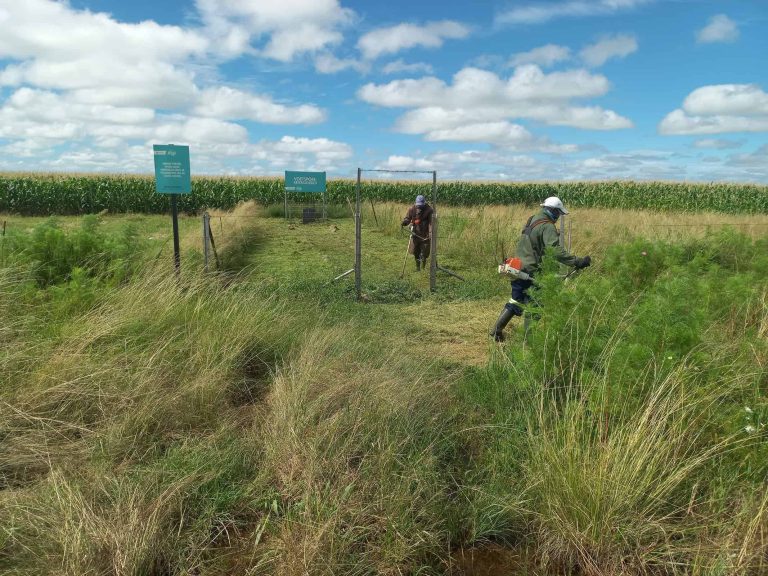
[153,144,191,276]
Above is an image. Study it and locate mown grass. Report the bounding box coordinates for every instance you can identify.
[0,204,766,575]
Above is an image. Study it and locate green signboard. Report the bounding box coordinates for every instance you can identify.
[153,144,191,194]
[285,171,326,193]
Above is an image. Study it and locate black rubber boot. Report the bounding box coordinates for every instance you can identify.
[490,307,516,342]
[415,258,421,271]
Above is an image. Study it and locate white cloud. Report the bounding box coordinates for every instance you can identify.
[0,120,354,174]
[0,90,250,151]
[0,1,208,109]
[357,21,470,60]
[659,84,768,135]
[0,0,209,62]
[0,0,338,174]
[496,0,652,25]
[659,110,768,135]
[697,14,739,44]
[382,60,435,75]
[358,77,449,108]
[358,65,632,137]
[682,84,768,117]
[193,87,326,123]
[195,0,354,61]
[262,136,352,160]
[373,150,567,181]
[0,58,199,109]
[424,121,534,144]
[314,53,369,74]
[262,24,344,62]
[580,34,638,67]
[693,139,743,150]
[379,155,437,171]
[361,66,613,108]
[510,44,571,67]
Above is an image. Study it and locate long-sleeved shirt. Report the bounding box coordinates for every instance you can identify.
[515,209,577,274]
[401,204,433,239]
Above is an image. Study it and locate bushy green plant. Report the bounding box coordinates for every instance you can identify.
[5,216,143,287]
[462,230,768,574]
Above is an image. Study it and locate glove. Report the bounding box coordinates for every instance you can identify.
[574,256,592,270]
[401,219,409,227]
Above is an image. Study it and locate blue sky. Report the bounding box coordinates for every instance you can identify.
[0,0,766,182]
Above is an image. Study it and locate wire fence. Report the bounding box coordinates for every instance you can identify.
[3,209,767,285]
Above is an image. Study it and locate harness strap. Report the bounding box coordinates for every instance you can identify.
[522,217,554,236]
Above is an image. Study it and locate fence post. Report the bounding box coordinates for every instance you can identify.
[202,212,210,272]
[1,220,6,267]
[559,215,565,248]
[559,215,567,274]
[355,168,362,301]
[430,171,437,292]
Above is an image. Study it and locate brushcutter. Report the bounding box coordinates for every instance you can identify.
[497,257,534,282]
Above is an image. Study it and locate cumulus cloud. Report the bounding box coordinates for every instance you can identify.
[682,84,768,116]
[0,1,208,108]
[659,84,768,135]
[580,34,638,67]
[510,44,571,67]
[496,0,652,25]
[358,65,632,138]
[0,88,249,146]
[382,60,435,75]
[357,21,470,60]
[193,87,326,123]
[195,0,354,61]
[696,14,739,44]
[0,0,338,173]
[314,53,369,74]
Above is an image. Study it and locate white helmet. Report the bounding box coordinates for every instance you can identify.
[541,196,569,215]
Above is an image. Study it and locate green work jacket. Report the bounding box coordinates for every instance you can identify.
[515,209,577,274]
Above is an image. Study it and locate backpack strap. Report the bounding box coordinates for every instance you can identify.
[522,217,554,236]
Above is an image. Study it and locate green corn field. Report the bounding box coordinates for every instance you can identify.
[0,173,766,215]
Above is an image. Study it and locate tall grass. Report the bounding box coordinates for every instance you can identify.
[527,364,745,574]
[0,260,464,574]
[2,208,767,575]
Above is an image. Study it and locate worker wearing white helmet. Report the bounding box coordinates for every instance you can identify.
[490,196,591,342]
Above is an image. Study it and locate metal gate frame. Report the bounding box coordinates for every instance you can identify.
[332,168,461,301]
